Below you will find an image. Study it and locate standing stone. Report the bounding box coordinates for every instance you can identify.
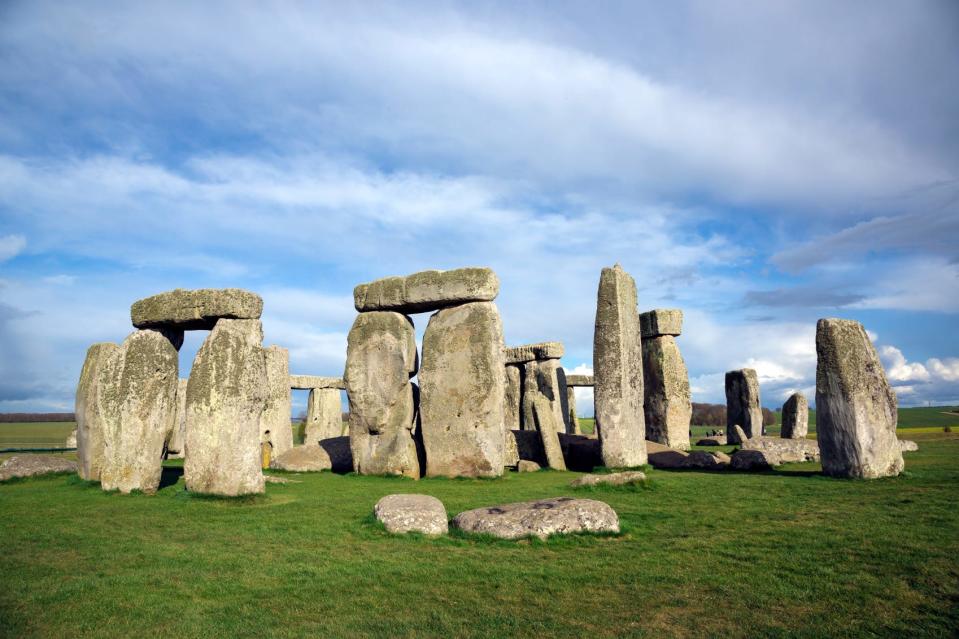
[420,301,505,477]
[641,309,691,450]
[165,378,188,458]
[726,369,762,444]
[261,346,293,457]
[504,364,522,432]
[520,359,570,434]
[566,384,580,435]
[345,311,419,478]
[305,388,345,443]
[815,318,903,479]
[781,392,809,440]
[184,319,267,496]
[593,264,646,468]
[98,330,179,494]
[75,342,120,481]
[531,393,566,471]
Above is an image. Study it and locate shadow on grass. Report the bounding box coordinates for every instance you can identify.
[159,466,183,490]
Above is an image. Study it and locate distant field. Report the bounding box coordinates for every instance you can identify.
[0,422,76,449]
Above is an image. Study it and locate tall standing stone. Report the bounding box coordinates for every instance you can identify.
[640,309,691,451]
[184,319,267,496]
[815,318,903,479]
[530,393,566,470]
[345,311,419,478]
[165,378,188,458]
[420,302,506,477]
[781,392,809,440]
[566,384,580,435]
[261,346,293,457]
[593,264,646,468]
[97,330,179,494]
[305,388,344,443]
[504,364,522,432]
[75,342,120,481]
[726,368,762,444]
[508,342,569,434]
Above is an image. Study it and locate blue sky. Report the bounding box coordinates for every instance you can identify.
[1,0,957,416]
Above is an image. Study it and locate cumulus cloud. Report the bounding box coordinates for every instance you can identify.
[0,234,26,262]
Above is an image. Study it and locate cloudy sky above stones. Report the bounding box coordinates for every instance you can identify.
[1,0,958,414]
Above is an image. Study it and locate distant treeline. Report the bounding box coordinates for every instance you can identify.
[0,413,76,423]
[692,403,776,427]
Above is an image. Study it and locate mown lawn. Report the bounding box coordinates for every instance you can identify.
[1,431,957,638]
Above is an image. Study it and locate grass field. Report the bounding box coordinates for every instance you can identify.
[1,430,957,638]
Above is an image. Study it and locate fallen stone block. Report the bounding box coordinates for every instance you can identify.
[517,460,541,473]
[565,375,594,387]
[354,267,499,313]
[899,439,919,452]
[270,444,332,472]
[569,471,646,487]
[451,497,620,540]
[374,494,449,536]
[131,288,262,331]
[730,449,781,471]
[695,437,724,446]
[0,455,77,482]
[682,451,730,470]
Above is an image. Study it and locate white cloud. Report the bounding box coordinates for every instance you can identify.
[0,234,26,262]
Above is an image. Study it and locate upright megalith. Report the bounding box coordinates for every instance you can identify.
[565,375,594,436]
[345,311,419,478]
[781,392,808,440]
[131,288,262,331]
[261,346,293,457]
[165,378,188,458]
[354,267,499,313]
[593,264,646,468]
[305,388,345,443]
[815,318,903,479]
[184,319,267,496]
[420,302,506,477]
[725,368,762,444]
[530,393,566,470]
[640,309,691,451]
[97,330,179,494]
[508,342,570,434]
[565,385,579,435]
[504,364,522,432]
[75,342,121,481]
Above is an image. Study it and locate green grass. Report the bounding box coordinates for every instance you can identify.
[0,421,76,449]
[1,432,957,638]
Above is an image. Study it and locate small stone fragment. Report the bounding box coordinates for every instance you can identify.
[725,369,763,444]
[451,497,620,540]
[374,494,448,536]
[354,267,499,313]
[569,471,646,487]
[781,392,809,439]
[899,440,919,452]
[517,460,541,473]
[131,288,262,331]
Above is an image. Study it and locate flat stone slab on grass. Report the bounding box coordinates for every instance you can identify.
[684,451,730,470]
[451,497,619,540]
[730,449,781,471]
[570,471,646,487]
[354,267,499,313]
[374,494,449,536]
[270,445,332,472]
[131,288,263,331]
[0,455,77,481]
[741,435,820,463]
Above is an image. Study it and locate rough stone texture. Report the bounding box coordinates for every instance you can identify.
[131,288,262,331]
[570,471,646,487]
[593,264,646,468]
[565,375,594,387]
[899,439,919,452]
[165,378,188,458]
[345,312,418,478]
[75,342,119,481]
[639,308,683,338]
[354,267,499,313]
[504,342,564,364]
[725,369,763,444]
[642,334,691,450]
[305,388,345,444]
[504,364,522,432]
[566,385,580,435]
[452,497,620,540]
[504,425,520,468]
[645,440,690,469]
[740,433,820,463]
[184,319,266,496]
[517,460,541,473]
[97,330,179,494]
[816,318,904,479]
[531,393,567,471]
[683,451,730,470]
[65,428,77,448]
[781,392,809,439]
[521,359,571,434]
[420,302,505,478]
[269,444,332,472]
[373,494,449,536]
[0,455,77,481]
[290,375,345,390]
[261,346,293,458]
[730,449,781,471]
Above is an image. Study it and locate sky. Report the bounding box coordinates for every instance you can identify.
[1,0,957,417]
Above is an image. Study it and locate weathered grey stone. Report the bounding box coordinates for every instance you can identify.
[730,449,781,471]
[373,494,448,536]
[354,267,499,313]
[740,432,820,463]
[639,308,683,338]
[269,444,332,472]
[781,392,809,439]
[593,264,646,468]
[452,497,619,540]
[570,471,646,487]
[899,439,919,452]
[725,369,763,444]
[642,334,691,450]
[531,393,567,471]
[420,301,505,478]
[131,288,262,331]
[75,342,119,481]
[184,319,266,496]
[0,455,77,481]
[504,424,520,468]
[816,318,903,479]
[261,346,293,458]
[521,359,570,434]
[98,330,179,494]
[305,388,345,444]
[566,384,581,435]
[517,460,541,473]
[345,311,419,478]
[645,440,690,469]
[683,450,730,470]
[504,342,564,364]
[504,364,522,432]
[165,378,188,458]
[65,428,77,448]
[290,375,345,390]
[565,375,594,387]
